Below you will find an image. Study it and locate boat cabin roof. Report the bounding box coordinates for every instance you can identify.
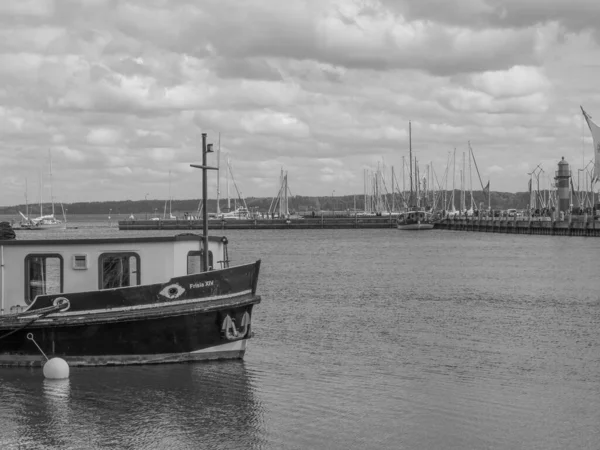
[0,233,226,247]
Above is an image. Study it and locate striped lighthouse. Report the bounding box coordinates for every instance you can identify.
[554,157,571,214]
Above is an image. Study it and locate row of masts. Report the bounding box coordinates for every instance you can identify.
[362,125,491,214]
[194,134,248,216]
[527,160,596,211]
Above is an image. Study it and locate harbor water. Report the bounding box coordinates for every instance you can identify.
[1,226,599,449]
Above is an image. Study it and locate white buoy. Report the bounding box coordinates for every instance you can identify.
[43,357,70,379]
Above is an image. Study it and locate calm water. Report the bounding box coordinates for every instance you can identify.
[1,226,599,449]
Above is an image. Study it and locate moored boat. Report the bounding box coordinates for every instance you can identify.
[0,233,261,366]
[396,210,434,230]
[397,121,435,231]
[1,135,261,367]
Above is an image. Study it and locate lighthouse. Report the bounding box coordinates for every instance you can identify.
[555,157,571,214]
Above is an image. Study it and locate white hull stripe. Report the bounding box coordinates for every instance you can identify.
[20,289,253,320]
[0,340,249,367]
[191,339,247,354]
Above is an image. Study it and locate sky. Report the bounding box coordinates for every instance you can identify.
[2,0,600,206]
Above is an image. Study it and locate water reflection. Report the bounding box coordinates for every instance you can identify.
[0,362,265,450]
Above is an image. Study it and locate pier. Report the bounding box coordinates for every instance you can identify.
[435,215,600,237]
[118,215,398,230]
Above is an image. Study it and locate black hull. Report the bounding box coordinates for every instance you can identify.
[0,261,262,367]
[0,299,258,367]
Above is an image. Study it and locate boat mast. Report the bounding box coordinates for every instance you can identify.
[190,133,218,271]
[226,155,230,210]
[169,169,172,217]
[49,149,54,216]
[363,169,367,213]
[216,133,221,216]
[39,169,42,216]
[409,121,413,207]
[452,149,456,211]
[461,152,466,212]
[391,166,395,212]
[278,168,283,217]
[202,135,209,270]
[469,148,473,210]
[285,171,289,216]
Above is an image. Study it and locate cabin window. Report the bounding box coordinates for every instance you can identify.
[187,250,213,274]
[24,254,63,304]
[99,253,140,289]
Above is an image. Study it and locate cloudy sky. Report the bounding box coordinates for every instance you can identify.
[1,0,600,206]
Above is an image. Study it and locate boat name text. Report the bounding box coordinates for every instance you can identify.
[189,280,215,289]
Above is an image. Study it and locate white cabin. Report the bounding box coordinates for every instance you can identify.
[0,234,228,315]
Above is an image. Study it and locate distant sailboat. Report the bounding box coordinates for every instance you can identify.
[218,157,250,220]
[19,151,65,229]
[397,122,434,230]
[162,170,177,220]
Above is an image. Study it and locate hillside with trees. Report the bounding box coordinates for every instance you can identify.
[0,190,538,216]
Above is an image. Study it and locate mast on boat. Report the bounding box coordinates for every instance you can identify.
[409,121,413,208]
[190,133,218,271]
[216,133,221,216]
[226,155,231,211]
[49,149,55,216]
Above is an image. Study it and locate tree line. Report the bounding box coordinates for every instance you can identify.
[0,190,540,216]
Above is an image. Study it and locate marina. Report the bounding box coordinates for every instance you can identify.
[3,2,600,447]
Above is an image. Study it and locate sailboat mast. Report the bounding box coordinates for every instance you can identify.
[49,150,54,216]
[409,121,413,206]
[469,148,473,210]
[284,171,289,216]
[216,133,221,215]
[462,152,466,211]
[169,169,172,217]
[415,158,419,207]
[391,166,395,212]
[452,149,456,211]
[226,155,231,210]
[363,169,366,213]
[402,156,408,209]
[278,168,283,217]
[39,170,43,216]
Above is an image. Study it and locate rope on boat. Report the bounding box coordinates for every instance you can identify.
[0,298,70,340]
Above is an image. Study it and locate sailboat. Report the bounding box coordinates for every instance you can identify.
[161,170,177,220]
[219,157,251,220]
[18,154,65,230]
[397,122,434,230]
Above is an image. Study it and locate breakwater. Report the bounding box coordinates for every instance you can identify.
[118,216,398,230]
[436,215,600,237]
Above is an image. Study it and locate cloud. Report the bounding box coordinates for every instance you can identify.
[86,128,121,145]
[0,0,599,206]
[470,66,551,98]
[383,0,600,36]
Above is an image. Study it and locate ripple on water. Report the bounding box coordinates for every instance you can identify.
[1,228,599,449]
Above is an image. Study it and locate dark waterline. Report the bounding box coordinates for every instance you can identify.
[1,227,599,449]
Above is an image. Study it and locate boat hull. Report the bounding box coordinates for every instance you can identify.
[0,261,261,367]
[0,300,257,367]
[397,223,434,230]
